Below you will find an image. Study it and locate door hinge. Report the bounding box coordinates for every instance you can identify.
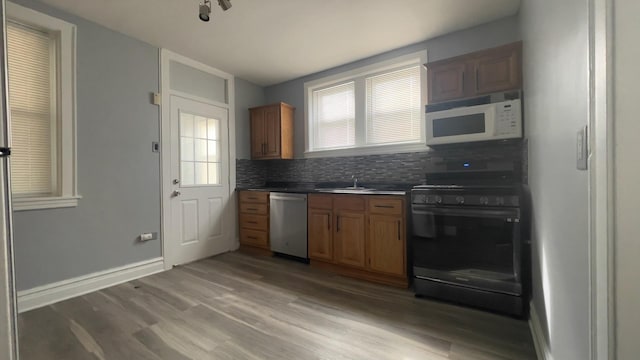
[0,147,11,157]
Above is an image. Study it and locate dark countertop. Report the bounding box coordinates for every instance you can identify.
[236,182,412,196]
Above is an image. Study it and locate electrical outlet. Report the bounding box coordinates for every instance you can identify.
[139,232,157,242]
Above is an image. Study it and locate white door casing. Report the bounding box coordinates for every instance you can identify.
[167,96,230,266]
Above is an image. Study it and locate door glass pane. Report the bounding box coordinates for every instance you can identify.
[181,162,194,185]
[208,163,220,185]
[208,118,219,139]
[180,137,194,161]
[194,139,208,162]
[208,140,219,162]
[180,113,194,137]
[195,116,208,138]
[179,111,222,186]
[195,162,208,185]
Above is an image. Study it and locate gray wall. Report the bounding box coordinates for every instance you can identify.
[614,0,640,357]
[520,0,590,359]
[235,78,265,160]
[11,0,162,291]
[263,16,521,158]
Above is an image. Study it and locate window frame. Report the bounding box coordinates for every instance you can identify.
[304,50,428,158]
[7,2,80,211]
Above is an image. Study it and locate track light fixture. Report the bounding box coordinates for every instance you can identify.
[218,0,232,11]
[199,0,211,22]
[198,0,232,22]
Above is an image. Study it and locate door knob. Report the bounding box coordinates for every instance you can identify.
[172,190,181,197]
[173,179,180,184]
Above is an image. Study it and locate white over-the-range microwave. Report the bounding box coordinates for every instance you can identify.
[426,99,522,146]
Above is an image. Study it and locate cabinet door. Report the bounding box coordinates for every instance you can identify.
[263,105,281,158]
[250,108,266,159]
[308,209,333,261]
[427,62,466,103]
[334,212,366,268]
[473,46,521,95]
[368,215,405,276]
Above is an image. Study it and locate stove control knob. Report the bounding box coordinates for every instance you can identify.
[435,196,443,205]
[496,197,505,206]
[456,196,465,205]
[480,196,489,205]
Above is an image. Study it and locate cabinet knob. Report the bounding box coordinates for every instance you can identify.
[172,190,181,197]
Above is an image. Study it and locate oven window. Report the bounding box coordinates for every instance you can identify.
[433,113,486,137]
[413,213,516,282]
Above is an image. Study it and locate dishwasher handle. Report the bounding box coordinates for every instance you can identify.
[270,194,307,202]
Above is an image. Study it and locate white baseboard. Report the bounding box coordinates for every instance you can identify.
[529,301,552,360]
[17,257,165,313]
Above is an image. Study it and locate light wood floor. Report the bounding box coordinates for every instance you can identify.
[18,252,536,360]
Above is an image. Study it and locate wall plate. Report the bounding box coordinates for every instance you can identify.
[577,125,588,170]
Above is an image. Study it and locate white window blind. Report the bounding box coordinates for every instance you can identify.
[7,22,54,196]
[366,66,421,145]
[312,82,355,150]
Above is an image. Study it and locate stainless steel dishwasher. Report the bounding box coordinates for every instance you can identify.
[270,193,308,259]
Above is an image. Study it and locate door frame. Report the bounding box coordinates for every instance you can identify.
[588,0,614,358]
[159,49,237,270]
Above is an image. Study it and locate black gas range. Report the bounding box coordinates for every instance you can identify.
[410,159,529,317]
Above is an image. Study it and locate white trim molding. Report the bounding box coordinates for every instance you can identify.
[7,2,80,211]
[17,257,164,313]
[529,301,551,360]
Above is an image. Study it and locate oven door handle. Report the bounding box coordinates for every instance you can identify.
[412,206,519,220]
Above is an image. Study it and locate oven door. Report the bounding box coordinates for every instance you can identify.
[411,204,522,295]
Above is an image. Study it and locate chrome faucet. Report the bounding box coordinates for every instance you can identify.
[351,175,358,188]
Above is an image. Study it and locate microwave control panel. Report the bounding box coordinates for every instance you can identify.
[494,100,522,136]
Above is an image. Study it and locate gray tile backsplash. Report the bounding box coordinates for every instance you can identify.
[236,142,525,188]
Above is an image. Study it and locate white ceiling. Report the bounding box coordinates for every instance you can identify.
[38,0,520,86]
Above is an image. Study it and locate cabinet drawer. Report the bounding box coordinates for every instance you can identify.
[239,214,268,231]
[369,197,403,215]
[239,191,269,203]
[334,195,365,212]
[240,203,268,215]
[240,229,268,247]
[308,194,332,210]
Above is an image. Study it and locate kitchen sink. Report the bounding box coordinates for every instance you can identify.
[314,187,378,194]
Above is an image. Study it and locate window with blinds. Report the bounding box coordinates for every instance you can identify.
[6,22,55,197]
[312,82,355,150]
[306,53,425,156]
[366,66,421,145]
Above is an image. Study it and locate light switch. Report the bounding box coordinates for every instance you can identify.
[577,125,588,170]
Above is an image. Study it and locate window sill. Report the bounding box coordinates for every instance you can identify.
[12,195,82,212]
[304,142,428,159]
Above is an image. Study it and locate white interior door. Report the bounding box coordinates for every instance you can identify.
[167,95,230,266]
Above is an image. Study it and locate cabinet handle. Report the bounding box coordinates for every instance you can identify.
[475,68,479,91]
[374,205,394,209]
[248,236,258,240]
[246,208,258,211]
[262,143,266,155]
[327,215,330,230]
[247,221,258,224]
[247,197,258,200]
[336,215,340,232]
[398,221,401,240]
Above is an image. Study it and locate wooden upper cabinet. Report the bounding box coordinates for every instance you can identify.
[368,214,405,276]
[426,42,522,104]
[427,62,466,103]
[249,102,294,160]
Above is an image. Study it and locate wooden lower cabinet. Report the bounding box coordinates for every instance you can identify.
[308,209,333,261]
[308,194,407,287]
[238,190,271,255]
[368,214,405,276]
[334,212,366,268]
